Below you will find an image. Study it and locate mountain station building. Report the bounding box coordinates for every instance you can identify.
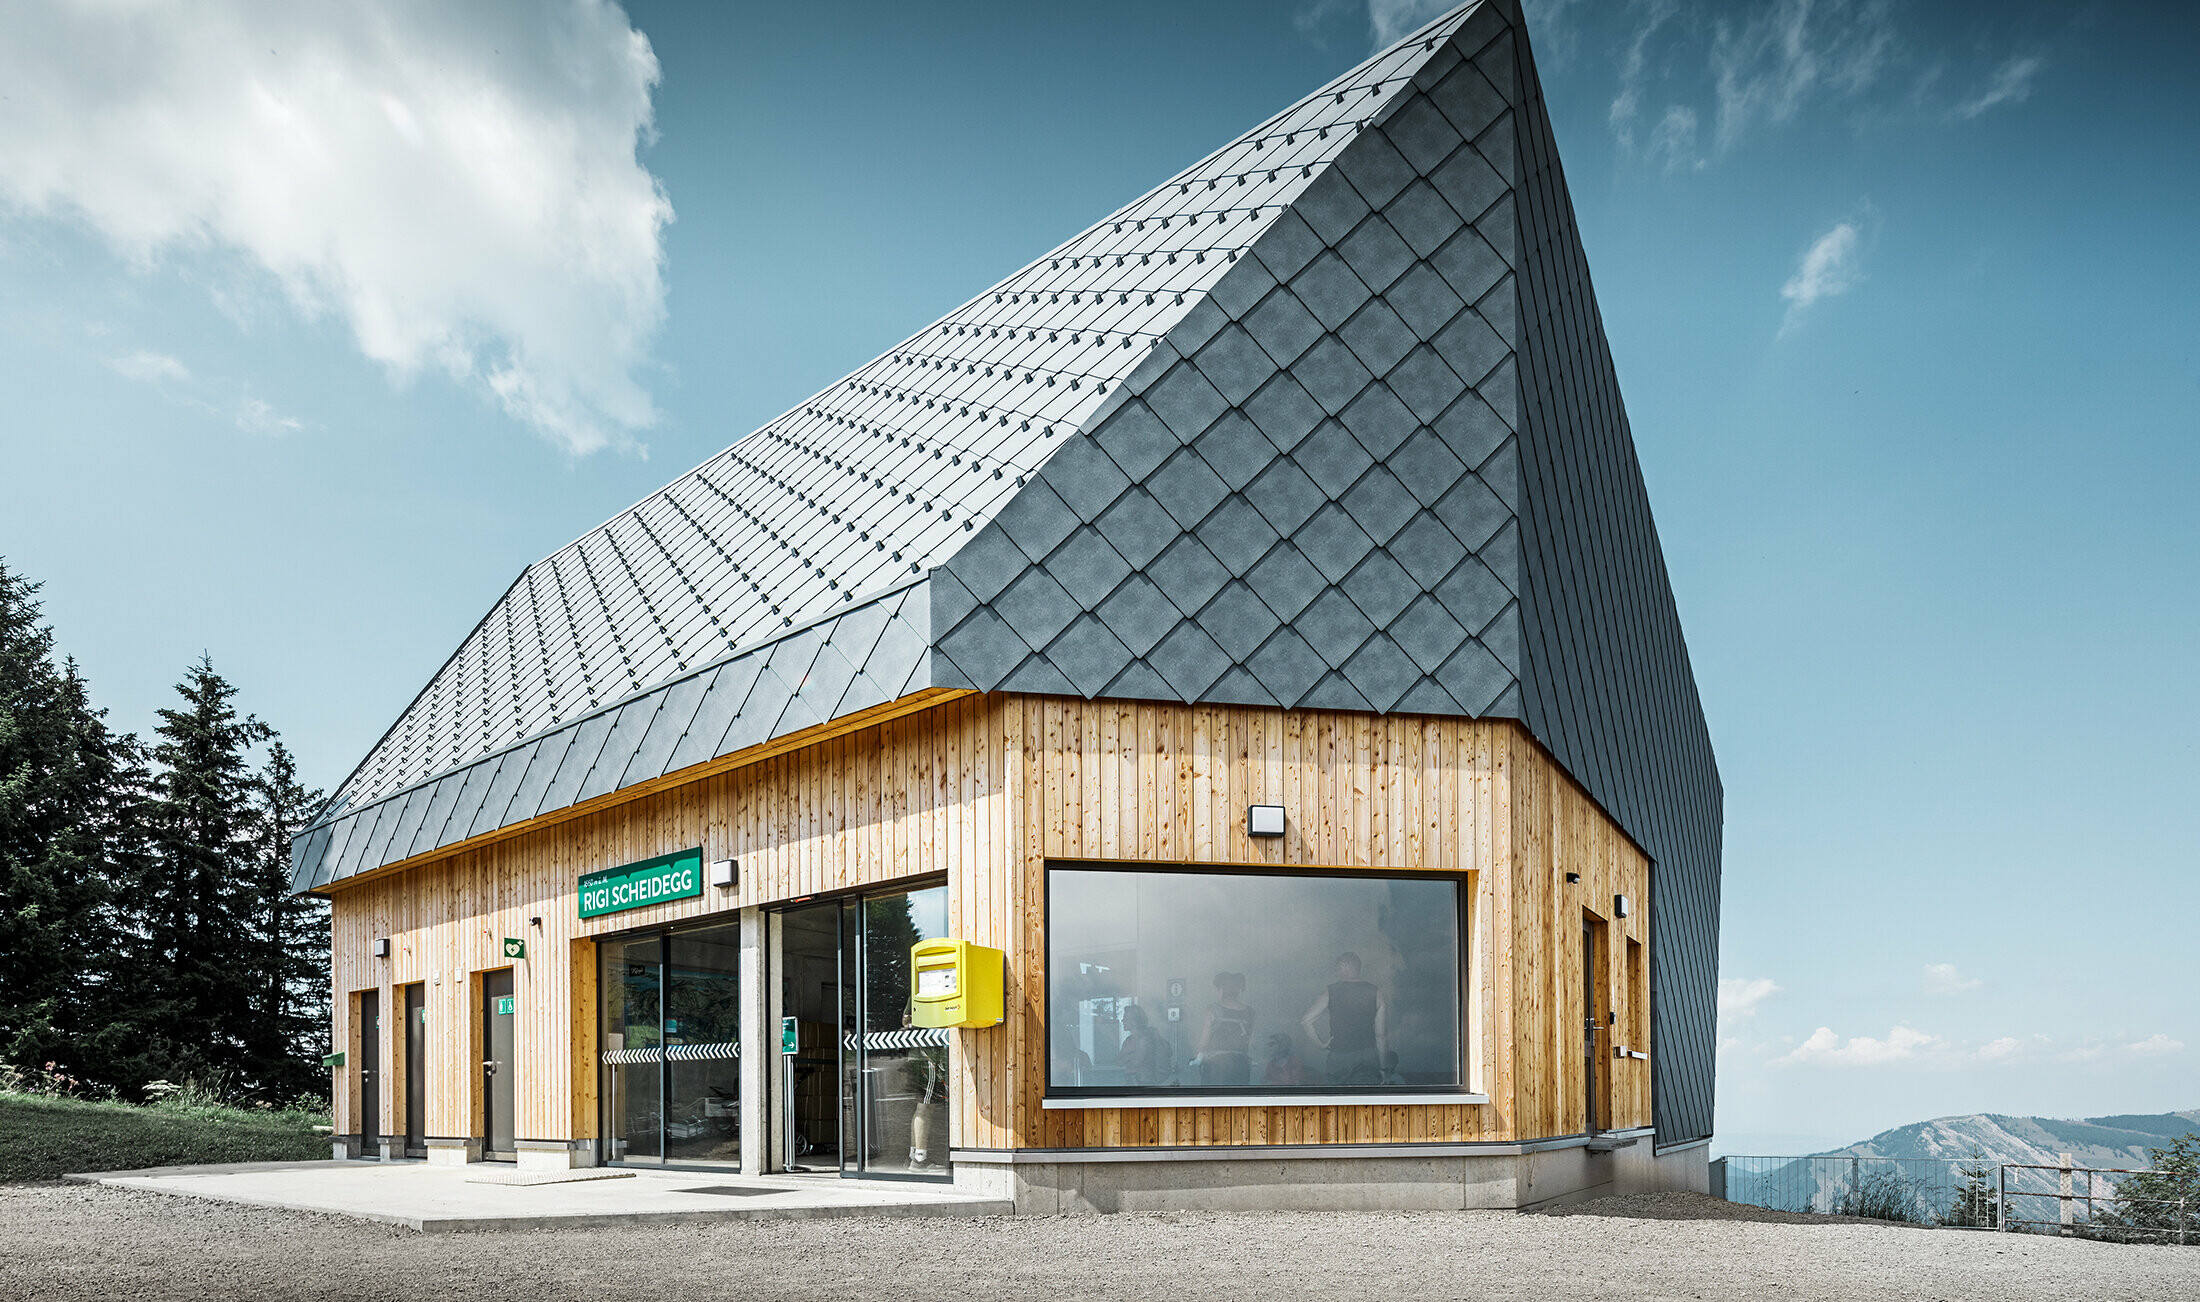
[293,0,1722,1212]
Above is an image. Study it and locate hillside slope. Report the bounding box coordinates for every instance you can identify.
[1824,1109,2200,1167]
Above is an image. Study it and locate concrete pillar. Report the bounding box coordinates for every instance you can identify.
[738,905,768,1175]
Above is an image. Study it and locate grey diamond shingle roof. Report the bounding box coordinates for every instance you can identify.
[315,10,1470,828]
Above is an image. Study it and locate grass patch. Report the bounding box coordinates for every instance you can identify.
[0,1092,330,1182]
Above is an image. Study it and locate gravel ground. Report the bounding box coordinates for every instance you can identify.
[2,1183,2194,1302]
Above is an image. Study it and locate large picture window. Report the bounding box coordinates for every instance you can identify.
[1046,864,1467,1097]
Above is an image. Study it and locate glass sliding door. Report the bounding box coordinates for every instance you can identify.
[770,883,955,1182]
[599,917,742,1169]
[851,887,951,1177]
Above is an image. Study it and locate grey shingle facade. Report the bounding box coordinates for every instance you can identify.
[294,0,1721,1146]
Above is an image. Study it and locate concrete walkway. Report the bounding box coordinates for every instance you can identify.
[67,1160,1009,1232]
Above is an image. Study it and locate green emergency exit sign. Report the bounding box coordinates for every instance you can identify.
[578,848,704,918]
[780,1016,798,1054]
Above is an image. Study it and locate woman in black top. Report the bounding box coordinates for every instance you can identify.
[1197,971,1254,1086]
[1300,952,1386,1085]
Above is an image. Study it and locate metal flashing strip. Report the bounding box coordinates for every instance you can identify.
[956,1126,1655,1166]
[1041,1092,1489,1111]
[951,1134,1595,1166]
[1653,1135,1709,1157]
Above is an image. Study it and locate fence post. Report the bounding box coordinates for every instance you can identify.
[2179,1196,2186,1247]
[1998,1164,2008,1232]
[2058,1152,2073,1236]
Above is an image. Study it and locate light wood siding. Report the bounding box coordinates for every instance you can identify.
[326,694,1649,1151]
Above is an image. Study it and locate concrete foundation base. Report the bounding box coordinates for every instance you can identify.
[328,1136,362,1161]
[515,1141,583,1173]
[424,1139,482,1167]
[951,1135,1709,1214]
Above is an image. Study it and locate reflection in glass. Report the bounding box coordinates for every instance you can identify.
[665,921,742,1164]
[600,937,663,1162]
[854,886,950,1177]
[1046,867,1464,1095]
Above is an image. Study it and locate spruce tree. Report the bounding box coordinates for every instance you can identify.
[243,739,328,1099]
[127,654,269,1092]
[0,559,138,1075]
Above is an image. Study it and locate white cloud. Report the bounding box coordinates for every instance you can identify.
[1709,0,1894,153]
[235,396,305,436]
[107,351,193,385]
[1366,0,1458,47]
[1719,976,1782,1028]
[1648,104,1701,172]
[1609,0,1679,147]
[1779,218,1866,335]
[1956,55,2044,119]
[1923,962,1983,995]
[2127,1033,2184,1057]
[0,1,671,455]
[107,347,303,436]
[1974,1036,2023,1063]
[1780,1024,1940,1067]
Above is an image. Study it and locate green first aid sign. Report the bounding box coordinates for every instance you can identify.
[578,848,704,919]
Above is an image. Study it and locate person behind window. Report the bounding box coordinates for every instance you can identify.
[1300,951,1386,1086]
[1261,1033,1306,1086]
[1195,971,1254,1087]
[1117,1003,1168,1086]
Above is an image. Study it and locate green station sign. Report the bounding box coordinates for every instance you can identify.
[578,847,704,919]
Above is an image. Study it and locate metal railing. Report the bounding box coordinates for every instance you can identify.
[1999,1160,2195,1244]
[1713,1153,2197,1243]
[1715,1155,2000,1226]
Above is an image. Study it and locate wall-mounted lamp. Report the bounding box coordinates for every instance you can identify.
[372,938,390,958]
[1614,893,1631,919]
[1247,805,1285,838]
[710,858,739,888]
[529,916,542,929]
[1565,872,1580,885]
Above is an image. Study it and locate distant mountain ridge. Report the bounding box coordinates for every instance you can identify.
[1822,1109,2200,1168]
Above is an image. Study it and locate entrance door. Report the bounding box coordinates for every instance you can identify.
[482,969,516,1160]
[772,886,952,1180]
[1582,912,1610,1135]
[773,901,846,1171]
[850,889,951,1177]
[358,990,380,1157]
[402,984,427,1158]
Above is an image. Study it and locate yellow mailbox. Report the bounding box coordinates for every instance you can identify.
[910,938,1005,1029]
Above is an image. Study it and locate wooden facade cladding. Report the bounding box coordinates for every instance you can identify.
[325,693,1650,1154]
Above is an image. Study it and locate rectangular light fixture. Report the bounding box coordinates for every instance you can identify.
[709,858,738,888]
[1614,893,1630,919]
[373,938,390,958]
[1247,805,1285,838]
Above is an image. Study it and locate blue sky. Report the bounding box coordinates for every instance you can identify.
[2,0,2194,1154]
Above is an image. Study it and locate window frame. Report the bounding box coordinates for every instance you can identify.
[1039,859,1481,1105]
